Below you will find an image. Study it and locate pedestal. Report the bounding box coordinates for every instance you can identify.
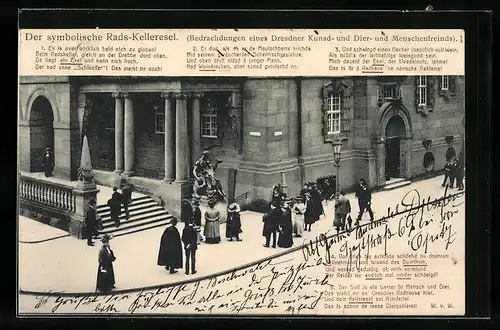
[70,186,100,239]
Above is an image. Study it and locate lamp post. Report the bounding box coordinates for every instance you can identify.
[332,139,343,199]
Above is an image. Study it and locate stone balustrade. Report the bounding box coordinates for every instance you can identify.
[18,174,99,239]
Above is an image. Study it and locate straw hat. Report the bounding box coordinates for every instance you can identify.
[228,203,240,213]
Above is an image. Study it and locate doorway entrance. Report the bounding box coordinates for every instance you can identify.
[385,138,400,179]
[29,96,54,172]
[384,115,406,179]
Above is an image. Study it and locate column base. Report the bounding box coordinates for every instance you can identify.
[163,178,175,183]
[114,169,124,175]
[69,215,85,239]
[122,171,134,177]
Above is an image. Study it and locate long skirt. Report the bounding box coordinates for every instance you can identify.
[293,214,305,236]
[204,220,221,244]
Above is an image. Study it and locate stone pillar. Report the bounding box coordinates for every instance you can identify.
[70,187,100,239]
[113,92,124,174]
[374,137,386,187]
[174,92,190,183]
[190,92,204,169]
[123,93,135,176]
[162,92,176,182]
[401,136,413,179]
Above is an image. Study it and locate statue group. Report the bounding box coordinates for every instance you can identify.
[192,150,226,202]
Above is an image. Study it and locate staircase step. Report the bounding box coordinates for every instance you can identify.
[383,180,412,190]
[96,218,172,238]
[101,209,169,228]
[98,214,173,235]
[98,204,165,222]
[97,199,159,217]
[96,195,151,210]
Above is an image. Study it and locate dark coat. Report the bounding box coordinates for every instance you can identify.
[157,225,183,268]
[85,207,97,237]
[226,212,242,238]
[182,224,198,251]
[262,208,281,236]
[193,207,202,227]
[42,152,54,176]
[304,194,317,225]
[109,192,123,216]
[455,163,464,180]
[96,246,116,293]
[277,209,293,248]
[310,189,324,219]
[181,202,193,223]
[121,185,132,205]
[355,185,372,203]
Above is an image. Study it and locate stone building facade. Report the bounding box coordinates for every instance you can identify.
[18,75,465,212]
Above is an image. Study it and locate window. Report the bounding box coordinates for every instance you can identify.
[201,114,218,138]
[154,112,165,134]
[382,85,396,99]
[417,75,427,106]
[327,92,341,134]
[441,75,449,90]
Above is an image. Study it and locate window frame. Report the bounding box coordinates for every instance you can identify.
[417,75,427,106]
[201,113,218,139]
[154,112,165,134]
[326,92,342,135]
[441,75,449,91]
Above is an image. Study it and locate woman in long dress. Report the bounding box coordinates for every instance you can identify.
[96,234,116,293]
[292,196,306,237]
[304,192,316,232]
[203,199,221,244]
[277,204,293,248]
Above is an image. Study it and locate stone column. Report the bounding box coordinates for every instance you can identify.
[112,92,124,174]
[123,93,135,176]
[162,92,176,182]
[190,92,204,168]
[373,137,386,187]
[174,92,190,183]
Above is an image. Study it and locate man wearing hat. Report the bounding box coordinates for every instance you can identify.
[157,218,183,274]
[96,234,116,293]
[85,197,98,246]
[181,220,198,275]
[191,199,203,244]
[42,147,54,177]
[262,201,281,248]
[226,203,242,241]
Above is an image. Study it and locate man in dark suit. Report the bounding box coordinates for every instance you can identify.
[182,221,198,275]
[85,197,98,246]
[108,187,122,228]
[121,180,132,220]
[355,178,374,225]
[262,202,281,248]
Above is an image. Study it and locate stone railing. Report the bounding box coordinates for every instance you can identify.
[19,175,76,214]
[18,174,99,239]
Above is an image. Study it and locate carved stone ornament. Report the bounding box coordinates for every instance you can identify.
[422,138,432,151]
[77,135,96,190]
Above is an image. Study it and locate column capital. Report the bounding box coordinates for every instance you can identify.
[172,92,190,100]
[111,92,122,98]
[189,92,204,99]
[122,92,132,99]
[161,92,174,99]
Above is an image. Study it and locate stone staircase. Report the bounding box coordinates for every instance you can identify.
[383,177,412,191]
[96,194,172,238]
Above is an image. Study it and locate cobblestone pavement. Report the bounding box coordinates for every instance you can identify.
[18,176,460,293]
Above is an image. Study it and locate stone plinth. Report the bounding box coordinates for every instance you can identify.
[70,187,99,239]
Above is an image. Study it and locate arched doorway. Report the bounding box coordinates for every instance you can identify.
[385,115,406,179]
[29,96,54,172]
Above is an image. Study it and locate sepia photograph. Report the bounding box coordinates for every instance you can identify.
[17,73,466,315]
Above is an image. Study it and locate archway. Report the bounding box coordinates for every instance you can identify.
[29,96,54,172]
[384,115,406,179]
